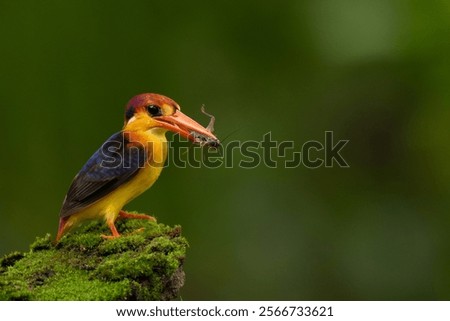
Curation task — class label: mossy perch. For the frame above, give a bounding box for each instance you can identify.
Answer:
[0,218,188,300]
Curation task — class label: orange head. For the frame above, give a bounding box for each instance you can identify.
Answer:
[123,93,219,145]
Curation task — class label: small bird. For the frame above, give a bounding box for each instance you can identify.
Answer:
[56,93,219,241]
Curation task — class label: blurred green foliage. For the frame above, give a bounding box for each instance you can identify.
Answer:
[0,0,449,299]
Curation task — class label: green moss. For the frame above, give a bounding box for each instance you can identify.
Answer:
[0,218,188,300]
[0,252,24,270]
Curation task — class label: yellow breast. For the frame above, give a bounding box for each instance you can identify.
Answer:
[66,128,168,227]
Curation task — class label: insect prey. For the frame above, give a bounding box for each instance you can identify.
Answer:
[190,105,220,148]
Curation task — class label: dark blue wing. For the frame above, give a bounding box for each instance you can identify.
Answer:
[60,131,147,218]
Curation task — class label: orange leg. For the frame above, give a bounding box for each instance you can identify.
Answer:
[118,210,156,222]
[101,211,155,239]
[101,221,121,239]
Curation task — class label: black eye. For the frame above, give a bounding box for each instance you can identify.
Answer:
[146,105,162,117]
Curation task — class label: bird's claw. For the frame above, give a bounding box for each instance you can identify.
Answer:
[101,234,120,240]
[101,228,145,240]
[132,228,145,234]
[118,211,157,222]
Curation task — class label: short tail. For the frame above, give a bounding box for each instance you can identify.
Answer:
[56,217,69,242]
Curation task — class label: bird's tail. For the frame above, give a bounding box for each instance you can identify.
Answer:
[56,217,69,242]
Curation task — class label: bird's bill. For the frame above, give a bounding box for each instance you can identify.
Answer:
[155,110,219,144]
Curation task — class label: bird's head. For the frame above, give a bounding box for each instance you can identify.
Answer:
[123,93,219,145]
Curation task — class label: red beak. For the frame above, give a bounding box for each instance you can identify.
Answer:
[155,110,219,145]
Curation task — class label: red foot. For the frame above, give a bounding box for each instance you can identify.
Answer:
[101,234,120,240]
[118,210,156,222]
[102,220,121,239]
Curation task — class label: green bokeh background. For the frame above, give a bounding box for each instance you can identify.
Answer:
[1,0,449,300]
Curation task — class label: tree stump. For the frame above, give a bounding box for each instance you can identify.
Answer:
[0,217,187,300]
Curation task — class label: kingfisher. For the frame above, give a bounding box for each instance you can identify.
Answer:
[56,93,219,241]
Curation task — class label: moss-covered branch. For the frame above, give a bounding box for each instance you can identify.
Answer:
[0,218,188,300]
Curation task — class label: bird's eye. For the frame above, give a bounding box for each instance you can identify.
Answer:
[146,105,162,117]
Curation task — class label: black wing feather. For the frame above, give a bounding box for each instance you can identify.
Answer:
[60,131,147,218]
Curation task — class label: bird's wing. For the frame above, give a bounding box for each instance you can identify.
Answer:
[60,131,147,218]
